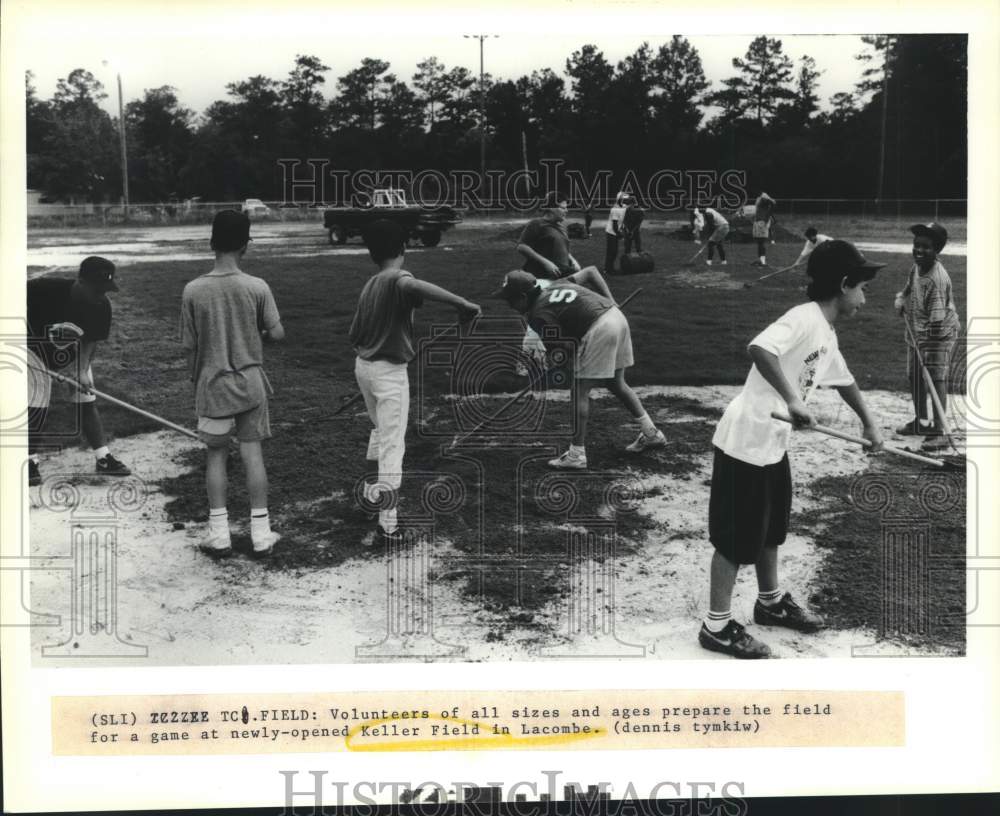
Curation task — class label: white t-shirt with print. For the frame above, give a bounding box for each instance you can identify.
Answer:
[712,301,855,466]
[606,205,626,236]
[796,234,833,265]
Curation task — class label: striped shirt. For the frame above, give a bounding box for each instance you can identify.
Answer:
[903,261,960,343]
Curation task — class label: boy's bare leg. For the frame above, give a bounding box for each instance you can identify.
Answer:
[606,369,645,417]
[239,441,268,509]
[754,545,779,594]
[80,402,107,450]
[206,446,229,508]
[709,550,739,613]
[930,377,950,433]
[572,380,596,446]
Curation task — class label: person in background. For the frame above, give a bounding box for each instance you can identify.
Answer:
[794,227,833,268]
[622,195,645,255]
[752,192,777,267]
[604,192,628,274]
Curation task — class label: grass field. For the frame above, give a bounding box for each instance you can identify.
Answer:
[30,217,968,657]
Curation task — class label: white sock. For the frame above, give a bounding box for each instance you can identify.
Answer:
[250,508,271,536]
[379,508,398,535]
[637,413,656,435]
[209,507,229,534]
[569,444,586,456]
[94,446,110,460]
[706,259,712,266]
[705,610,732,633]
[758,588,783,606]
[759,255,766,264]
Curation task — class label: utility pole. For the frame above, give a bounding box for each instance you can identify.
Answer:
[464,34,498,203]
[104,60,130,220]
[876,38,891,213]
[116,72,130,220]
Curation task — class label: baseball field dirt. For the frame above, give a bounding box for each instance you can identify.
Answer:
[25,216,968,664]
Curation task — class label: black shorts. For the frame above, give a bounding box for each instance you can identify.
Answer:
[709,446,792,565]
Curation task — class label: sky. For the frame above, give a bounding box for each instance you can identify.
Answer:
[14,4,877,119]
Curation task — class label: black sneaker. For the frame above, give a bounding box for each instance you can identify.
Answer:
[96,454,131,476]
[28,460,41,487]
[896,418,932,436]
[753,592,823,633]
[698,620,771,659]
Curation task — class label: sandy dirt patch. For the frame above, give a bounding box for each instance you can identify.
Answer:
[24,385,964,666]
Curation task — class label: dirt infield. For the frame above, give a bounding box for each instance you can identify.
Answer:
[27,385,965,665]
[22,216,968,665]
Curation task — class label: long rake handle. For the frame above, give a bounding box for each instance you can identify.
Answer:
[900,316,955,442]
[450,287,644,447]
[31,363,202,442]
[754,261,802,283]
[334,318,471,416]
[770,411,944,468]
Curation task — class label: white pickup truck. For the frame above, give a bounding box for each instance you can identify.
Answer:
[322,188,461,247]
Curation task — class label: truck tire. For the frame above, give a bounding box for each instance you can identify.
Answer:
[419,230,441,247]
[328,226,348,246]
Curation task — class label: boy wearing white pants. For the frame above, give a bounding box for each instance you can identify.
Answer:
[349,220,480,541]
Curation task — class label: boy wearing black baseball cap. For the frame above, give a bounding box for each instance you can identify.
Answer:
[26,256,131,485]
[893,222,960,449]
[698,239,885,658]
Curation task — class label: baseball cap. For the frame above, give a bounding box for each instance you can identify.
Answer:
[491,269,540,301]
[211,209,252,252]
[909,222,948,252]
[78,256,118,292]
[540,191,567,209]
[807,239,884,285]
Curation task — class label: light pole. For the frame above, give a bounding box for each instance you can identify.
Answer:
[103,60,129,220]
[464,34,498,201]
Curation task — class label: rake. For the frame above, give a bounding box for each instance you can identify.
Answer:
[771,412,963,471]
[681,243,708,267]
[743,261,803,289]
[447,287,645,449]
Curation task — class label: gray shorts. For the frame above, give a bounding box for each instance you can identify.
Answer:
[197,400,271,447]
[709,224,730,243]
[908,338,957,382]
[576,308,634,379]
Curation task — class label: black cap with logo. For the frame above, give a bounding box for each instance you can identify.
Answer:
[78,256,118,292]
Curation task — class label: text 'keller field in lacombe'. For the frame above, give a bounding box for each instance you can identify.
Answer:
[51,689,904,755]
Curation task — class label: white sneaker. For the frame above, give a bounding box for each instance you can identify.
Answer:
[252,530,280,557]
[720,260,728,266]
[625,429,667,453]
[705,260,713,266]
[548,448,587,470]
[199,531,232,557]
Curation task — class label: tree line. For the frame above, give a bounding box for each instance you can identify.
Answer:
[25,34,967,205]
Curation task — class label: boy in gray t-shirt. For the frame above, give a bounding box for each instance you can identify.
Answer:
[349,219,480,541]
[181,210,285,557]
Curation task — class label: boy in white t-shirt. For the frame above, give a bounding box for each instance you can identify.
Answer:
[794,226,833,267]
[699,239,885,659]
